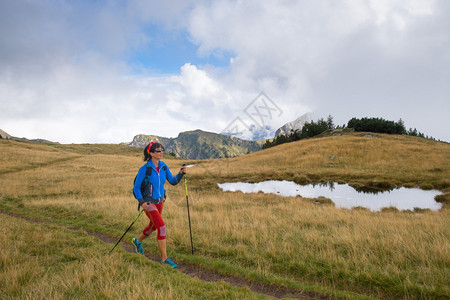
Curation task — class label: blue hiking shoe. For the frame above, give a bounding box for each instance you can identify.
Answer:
[163,256,177,268]
[132,238,144,254]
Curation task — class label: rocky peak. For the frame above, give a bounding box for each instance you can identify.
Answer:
[275,113,311,137]
[0,129,11,139]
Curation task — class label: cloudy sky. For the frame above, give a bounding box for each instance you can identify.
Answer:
[1,0,449,143]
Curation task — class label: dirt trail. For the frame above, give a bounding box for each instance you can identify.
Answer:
[0,209,340,299]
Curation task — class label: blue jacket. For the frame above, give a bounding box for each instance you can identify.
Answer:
[133,160,183,205]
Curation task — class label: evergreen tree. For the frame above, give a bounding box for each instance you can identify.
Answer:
[326,115,334,129]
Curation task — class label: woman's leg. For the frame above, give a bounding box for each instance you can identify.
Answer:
[139,207,157,242]
[143,202,167,259]
[157,239,168,261]
[137,231,149,243]
[132,206,155,253]
[153,202,168,260]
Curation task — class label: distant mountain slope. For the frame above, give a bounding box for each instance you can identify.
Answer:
[0,129,11,139]
[0,129,58,144]
[129,129,261,159]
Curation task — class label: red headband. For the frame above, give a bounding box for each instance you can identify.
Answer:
[147,141,155,154]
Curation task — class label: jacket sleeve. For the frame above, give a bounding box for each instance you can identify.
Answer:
[164,164,183,185]
[133,165,147,204]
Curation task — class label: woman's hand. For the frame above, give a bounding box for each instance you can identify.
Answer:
[180,165,187,174]
[141,202,149,211]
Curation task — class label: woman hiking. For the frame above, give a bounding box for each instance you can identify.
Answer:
[132,141,186,268]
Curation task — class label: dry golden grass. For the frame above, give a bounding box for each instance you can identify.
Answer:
[167,189,449,296]
[1,135,449,299]
[0,214,267,299]
[0,140,79,175]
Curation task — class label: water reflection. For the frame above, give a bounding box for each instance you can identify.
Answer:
[311,182,393,194]
[217,180,442,212]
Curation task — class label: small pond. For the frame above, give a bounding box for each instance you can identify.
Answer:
[217,180,443,212]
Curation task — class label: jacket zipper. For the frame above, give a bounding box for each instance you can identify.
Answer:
[157,166,161,198]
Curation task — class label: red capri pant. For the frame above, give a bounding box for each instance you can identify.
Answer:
[143,202,166,240]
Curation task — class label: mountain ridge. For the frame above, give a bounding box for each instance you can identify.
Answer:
[129,129,261,159]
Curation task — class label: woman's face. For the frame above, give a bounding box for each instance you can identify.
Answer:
[152,147,164,159]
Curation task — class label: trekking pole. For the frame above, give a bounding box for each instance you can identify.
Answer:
[109,209,143,254]
[182,164,194,254]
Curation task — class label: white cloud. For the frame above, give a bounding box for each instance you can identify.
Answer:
[186,0,449,140]
[173,63,220,98]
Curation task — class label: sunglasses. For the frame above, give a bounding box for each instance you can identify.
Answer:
[154,149,164,153]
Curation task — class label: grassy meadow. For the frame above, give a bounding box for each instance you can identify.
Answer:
[1,133,449,299]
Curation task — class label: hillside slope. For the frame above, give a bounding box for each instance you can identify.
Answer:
[188,132,450,191]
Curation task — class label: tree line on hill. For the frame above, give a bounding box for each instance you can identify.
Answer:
[262,116,436,149]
